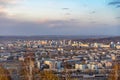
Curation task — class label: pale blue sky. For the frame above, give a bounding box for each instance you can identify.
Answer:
[7,0,119,21]
[0,0,120,36]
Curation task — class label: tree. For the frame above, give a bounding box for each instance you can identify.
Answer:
[108,63,120,80]
[0,66,11,80]
[38,70,59,80]
[20,56,59,80]
[19,56,35,80]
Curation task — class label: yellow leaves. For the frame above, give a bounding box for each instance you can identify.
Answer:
[0,67,11,80]
[20,56,59,80]
[108,63,120,80]
[38,71,59,80]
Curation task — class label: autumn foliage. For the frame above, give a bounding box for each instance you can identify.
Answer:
[0,66,11,80]
[108,63,120,80]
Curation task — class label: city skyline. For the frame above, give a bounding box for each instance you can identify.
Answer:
[0,0,120,36]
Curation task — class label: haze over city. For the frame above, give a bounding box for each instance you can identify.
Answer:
[0,0,120,36]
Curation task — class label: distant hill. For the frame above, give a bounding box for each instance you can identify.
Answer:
[0,35,107,40]
[75,36,120,43]
[0,36,120,42]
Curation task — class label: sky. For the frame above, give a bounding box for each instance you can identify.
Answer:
[0,0,120,36]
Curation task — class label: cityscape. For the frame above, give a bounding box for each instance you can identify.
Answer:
[0,36,120,80]
[0,0,120,80]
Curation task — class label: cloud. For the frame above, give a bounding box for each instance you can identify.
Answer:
[108,1,120,5]
[0,0,19,4]
[91,11,96,14]
[0,16,119,36]
[108,1,120,8]
[69,19,81,23]
[0,0,119,36]
[0,0,23,17]
[116,17,120,19]
[0,6,7,16]
[0,0,19,7]
[0,16,81,35]
[0,0,22,7]
[0,11,7,16]
[90,21,97,24]
[62,8,69,10]
[89,11,96,14]
[65,13,71,16]
[116,5,120,8]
